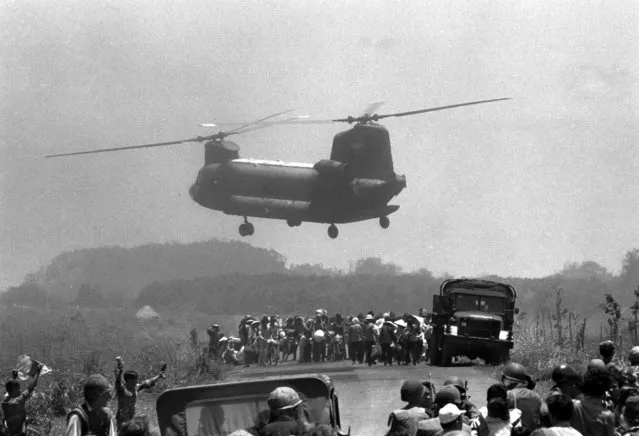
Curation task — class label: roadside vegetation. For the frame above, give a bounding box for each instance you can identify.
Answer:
[0,245,637,434]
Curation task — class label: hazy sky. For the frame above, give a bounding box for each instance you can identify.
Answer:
[1,0,638,289]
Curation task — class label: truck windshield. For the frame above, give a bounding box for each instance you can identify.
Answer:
[455,294,506,312]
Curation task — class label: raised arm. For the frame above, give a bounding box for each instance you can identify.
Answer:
[114,357,124,394]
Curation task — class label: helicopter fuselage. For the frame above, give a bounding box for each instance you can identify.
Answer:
[189,157,406,225]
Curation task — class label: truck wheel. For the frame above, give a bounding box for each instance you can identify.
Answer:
[441,342,453,367]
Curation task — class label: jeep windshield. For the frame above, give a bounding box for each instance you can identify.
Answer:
[454,293,506,313]
[184,394,331,436]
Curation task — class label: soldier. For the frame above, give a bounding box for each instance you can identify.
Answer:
[621,396,639,436]
[2,362,42,436]
[387,381,432,435]
[66,374,117,436]
[114,357,166,429]
[444,376,479,419]
[501,363,543,431]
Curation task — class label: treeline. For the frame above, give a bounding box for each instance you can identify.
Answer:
[133,250,639,320]
[136,273,439,316]
[20,240,287,300]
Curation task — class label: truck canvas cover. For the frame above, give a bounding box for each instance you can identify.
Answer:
[441,279,516,299]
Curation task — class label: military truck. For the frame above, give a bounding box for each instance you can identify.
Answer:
[428,279,518,366]
[156,373,347,435]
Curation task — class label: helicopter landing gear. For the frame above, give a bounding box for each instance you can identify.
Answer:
[239,218,254,237]
[327,224,339,239]
[379,216,390,229]
[287,219,302,227]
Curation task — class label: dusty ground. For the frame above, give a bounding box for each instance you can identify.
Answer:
[51,360,498,435]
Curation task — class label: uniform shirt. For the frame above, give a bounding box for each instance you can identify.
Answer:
[507,387,543,430]
[66,403,117,436]
[531,424,583,436]
[570,396,615,436]
[388,406,431,435]
[416,417,472,436]
[1,389,32,435]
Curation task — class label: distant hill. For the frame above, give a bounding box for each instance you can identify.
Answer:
[22,240,287,300]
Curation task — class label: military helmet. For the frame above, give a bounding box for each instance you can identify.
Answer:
[588,358,606,370]
[444,376,466,393]
[501,362,532,388]
[629,346,639,365]
[551,364,579,384]
[434,385,461,406]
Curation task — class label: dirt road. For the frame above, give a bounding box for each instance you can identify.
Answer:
[229,360,499,435]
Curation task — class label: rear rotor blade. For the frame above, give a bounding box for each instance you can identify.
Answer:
[375,98,511,121]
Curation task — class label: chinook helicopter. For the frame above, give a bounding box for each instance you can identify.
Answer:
[46,98,509,238]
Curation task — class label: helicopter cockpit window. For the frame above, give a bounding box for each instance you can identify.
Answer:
[184,393,331,436]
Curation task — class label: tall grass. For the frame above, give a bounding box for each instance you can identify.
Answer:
[0,304,228,435]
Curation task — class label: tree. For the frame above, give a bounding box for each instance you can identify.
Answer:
[353,257,402,275]
[630,285,639,344]
[600,293,622,344]
[621,249,639,288]
[74,283,104,307]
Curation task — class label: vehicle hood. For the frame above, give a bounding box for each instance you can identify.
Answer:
[453,311,503,322]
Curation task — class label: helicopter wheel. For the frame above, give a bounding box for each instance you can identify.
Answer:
[287,219,302,227]
[327,224,338,239]
[379,216,390,229]
[239,223,255,237]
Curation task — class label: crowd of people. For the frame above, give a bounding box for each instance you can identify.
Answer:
[206,309,433,368]
[1,356,165,436]
[385,340,639,436]
[6,326,639,436]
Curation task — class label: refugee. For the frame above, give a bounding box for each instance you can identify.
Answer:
[437,403,469,436]
[364,314,378,366]
[114,357,166,429]
[207,323,222,359]
[472,384,522,436]
[501,363,542,430]
[118,415,159,436]
[570,366,615,436]
[599,341,616,368]
[348,317,364,365]
[381,317,398,366]
[66,374,117,436]
[531,394,581,436]
[2,361,42,436]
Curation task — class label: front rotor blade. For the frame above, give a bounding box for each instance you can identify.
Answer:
[45,136,209,158]
[227,108,297,135]
[375,98,511,120]
[361,100,385,116]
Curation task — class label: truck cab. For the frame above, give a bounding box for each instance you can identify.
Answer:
[429,279,517,366]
